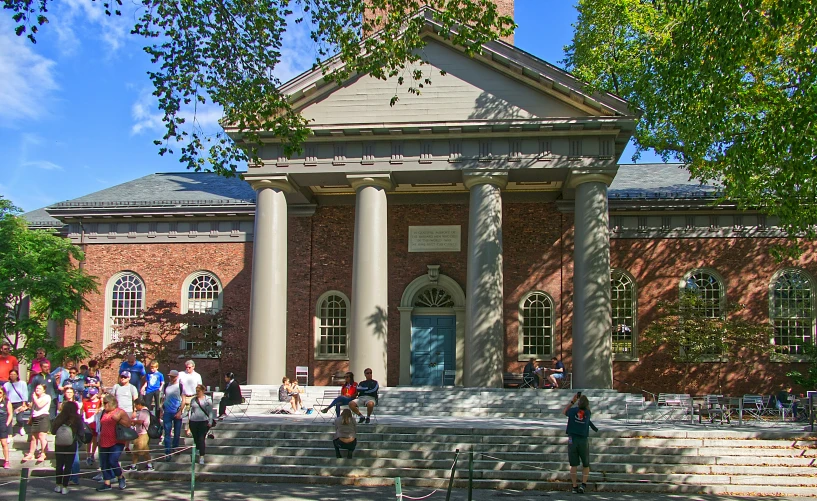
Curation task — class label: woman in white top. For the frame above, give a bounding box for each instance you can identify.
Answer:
[22,383,51,463]
[3,369,27,436]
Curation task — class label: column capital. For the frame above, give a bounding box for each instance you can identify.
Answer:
[245,174,295,193]
[565,169,616,189]
[462,171,508,190]
[347,173,394,191]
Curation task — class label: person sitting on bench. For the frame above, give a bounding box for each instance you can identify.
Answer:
[349,368,378,423]
[522,358,538,388]
[217,372,242,420]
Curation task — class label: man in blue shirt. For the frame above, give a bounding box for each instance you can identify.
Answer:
[546,357,565,388]
[119,354,147,389]
[563,393,598,494]
[141,361,165,419]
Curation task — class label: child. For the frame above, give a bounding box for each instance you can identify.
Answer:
[141,361,165,419]
[82,391,101,466]
[128,398,153,471]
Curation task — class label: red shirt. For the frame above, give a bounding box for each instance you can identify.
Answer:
[341,382,358,398]
[0,355,18,381]
[99,409,125,448]
[83,399,100,420]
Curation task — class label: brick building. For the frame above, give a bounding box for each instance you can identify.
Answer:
[24,5,814,395]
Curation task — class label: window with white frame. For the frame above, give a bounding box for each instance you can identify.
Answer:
[316,291,349,359]
[105,272,145,346]
[518,292,554,359]
[681,269,725,356]
[181,272,222,352]
[770,269,815,356]
[611,270,637,358]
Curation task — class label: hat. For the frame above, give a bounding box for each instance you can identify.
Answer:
[168,369,180,377]
[120,371,131,377]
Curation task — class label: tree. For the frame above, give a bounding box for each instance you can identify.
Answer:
[0,196,98,363]
[786,344,817,390]
[564,0,817,254]
[641,291,771,392]
[5,0,514,176]
[95,300,238,380]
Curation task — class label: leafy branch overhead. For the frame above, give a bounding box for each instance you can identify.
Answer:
[565,0,817,250]
[4,0,514,176]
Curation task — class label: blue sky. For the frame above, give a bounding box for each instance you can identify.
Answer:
[0,1,660,213]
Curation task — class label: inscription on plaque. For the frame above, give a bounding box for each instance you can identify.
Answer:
[408,225,461,253]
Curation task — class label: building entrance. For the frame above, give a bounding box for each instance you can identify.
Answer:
[410,315,456,386]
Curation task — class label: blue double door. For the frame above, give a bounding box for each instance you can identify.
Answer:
[411,315,455,386]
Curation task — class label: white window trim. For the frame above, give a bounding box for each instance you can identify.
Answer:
[103,271,145,348]
[678,268,727,361]
[314,290,350,361]
[180,271,223,358]
[769,268,816,362]
[611,269,638,361]
[517,290,555,361]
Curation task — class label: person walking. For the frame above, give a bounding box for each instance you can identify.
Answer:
[3,369,27,437]
[333,408,357,459]
[141,361,165,419]
[178,361,202,438]
[28,348,49,384]
[127,398,153,471]
[111,371,139,414]
[29,361,59,419]
[162,370,184,461]
[51,400,82,494]
[0,387,12,469]
[563,393,598,494]
[188,384,214,465]
[0,343,18,385]
[22,383,51,463]
[82,391,101,466]
[119,354,146,390]
[95,394,132,491]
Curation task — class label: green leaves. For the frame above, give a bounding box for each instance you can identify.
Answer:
[0,200,99,361]
[6,0,513,177]
[566,0,817,252]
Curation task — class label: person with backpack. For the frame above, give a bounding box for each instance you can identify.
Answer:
[188,384,214,465]
[161,370,184,461]
[127,398,154,471]
[51,400,82,494]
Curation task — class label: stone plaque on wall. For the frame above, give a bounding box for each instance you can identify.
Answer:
[408,225,461,252]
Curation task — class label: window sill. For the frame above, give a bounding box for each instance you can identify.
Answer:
[517,354,551,362]
[613,356,639,362]
[314,355,350,361]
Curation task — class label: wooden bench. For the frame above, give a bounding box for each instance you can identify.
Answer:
[502,372,525,388]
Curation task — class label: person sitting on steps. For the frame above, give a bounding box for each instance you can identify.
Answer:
[333,408,357,459]
[349,368,378,424]
[322,372,357,416]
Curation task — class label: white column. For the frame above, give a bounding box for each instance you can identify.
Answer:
[348,174,393,384]
[246,177,292,385]
[569,171,614,389]
[463,172,507,388]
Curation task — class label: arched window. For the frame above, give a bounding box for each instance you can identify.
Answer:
[315,291,350,359]
[611,270,637,359]
[680,269,726,356]
[681,269,725,318]
[518,291,554,359]
[181,272,222,352]
[105,272,145,347]
[770,269,815,356]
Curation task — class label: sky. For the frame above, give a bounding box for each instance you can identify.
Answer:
[0,0,661,213]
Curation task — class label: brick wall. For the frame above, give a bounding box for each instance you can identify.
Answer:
[63,202,816,395]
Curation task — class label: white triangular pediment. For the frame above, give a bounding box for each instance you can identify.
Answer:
[297,40,593,126]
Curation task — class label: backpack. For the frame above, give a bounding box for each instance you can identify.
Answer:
[147,412,163,439]
[78,421,93,445]
[55,424,75,446]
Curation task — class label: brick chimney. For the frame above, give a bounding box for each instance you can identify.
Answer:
[365,1,514,45]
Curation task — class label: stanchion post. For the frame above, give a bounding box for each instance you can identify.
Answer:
[739,398,744,426]
[394,477,402,499]
[18,467,29,501]
[190,445,197,501]
[445,449,460,501]
[467,451,474,501]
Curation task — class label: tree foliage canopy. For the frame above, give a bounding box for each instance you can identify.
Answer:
[565,0,817,250]
[0,196,98,363]
[5,0,513,176]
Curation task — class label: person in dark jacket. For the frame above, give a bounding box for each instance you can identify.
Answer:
[563,393,598,494]
[51,400,82,494]
[217,372,242,420]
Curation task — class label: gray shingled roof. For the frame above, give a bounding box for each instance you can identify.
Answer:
[610,163,719,199]
[48,172,256,208]
[22,207,63,228]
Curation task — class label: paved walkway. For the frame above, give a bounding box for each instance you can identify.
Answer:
[12,480,807,501]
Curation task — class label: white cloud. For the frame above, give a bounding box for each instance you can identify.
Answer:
[51,0,131,56]
[22,160,64,171]
[0,23,59,124]
[276,15,320,84]
[131,87,224,137]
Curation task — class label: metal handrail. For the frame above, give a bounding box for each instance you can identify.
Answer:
[614,377,657,402]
